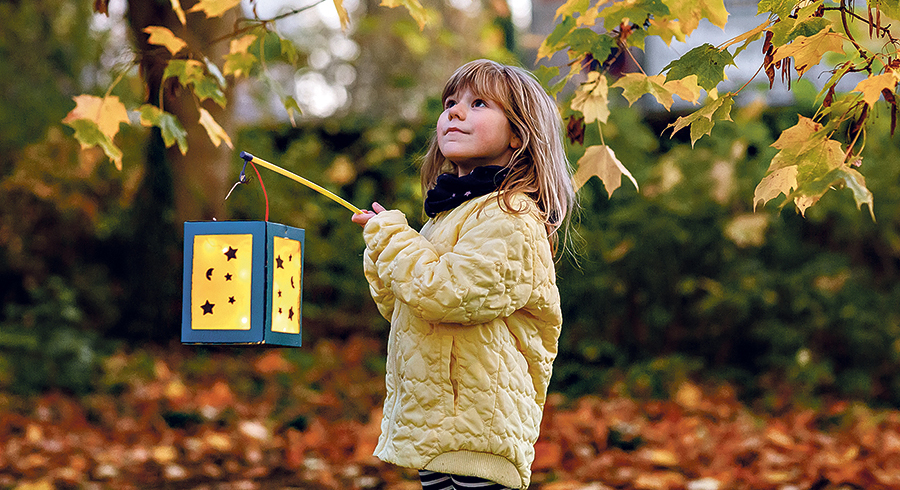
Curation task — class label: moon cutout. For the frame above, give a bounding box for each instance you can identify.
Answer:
[206,268,214,280]
[291,276,295,289]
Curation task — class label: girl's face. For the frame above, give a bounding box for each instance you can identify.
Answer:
[437,87,521,177]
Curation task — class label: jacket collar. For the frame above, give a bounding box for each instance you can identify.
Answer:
[424,165,509,218]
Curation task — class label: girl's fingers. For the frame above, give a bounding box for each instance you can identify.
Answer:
[372,202,386,213]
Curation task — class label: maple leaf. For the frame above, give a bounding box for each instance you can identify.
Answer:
[198,108,233,149]
[187,0,241,18]
[223,35,258,78]
[63,94,130,142]
[649,0,728,44]
[753,165,797,210]
[600,0,670,32]
[571,71,610,124]
[170,0,187,24]
[538,16,576,60]
[719,20,770,56]
[663,43,735,90]
[612,73,701,110]
[64,118,124,171]
[572,144,639,196]
[666,93,734,146]
[836,167,875,220]
[771,27,846,77]
[757,0,798,20]
[138,104,188,155]
[380,0,428,30]
[852,71,900,107]
[554,0,591,21]
[164,60,227,107]
[143,26,187,56]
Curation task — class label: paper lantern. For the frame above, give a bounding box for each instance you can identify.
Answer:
[182,221,304,346]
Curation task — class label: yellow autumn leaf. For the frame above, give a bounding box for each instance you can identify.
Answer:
[187,0,241,18]
[143,26,187,55]
[665,75,702,105]
[852,71,900,107]
[571,71,610,124]
[772,27,846,77]
[573,145,639,196]
[753,165,797,210]
[170,0,186,24]
[63,94,130,142]
[229,34,256,54]
[198,108,233,149]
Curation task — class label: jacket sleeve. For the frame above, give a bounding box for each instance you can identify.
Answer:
[361,202,544,325]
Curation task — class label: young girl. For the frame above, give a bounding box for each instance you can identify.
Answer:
[352,59,575,490]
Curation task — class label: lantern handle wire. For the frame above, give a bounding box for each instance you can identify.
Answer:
[239,151,363,214]
[225,158,270,221]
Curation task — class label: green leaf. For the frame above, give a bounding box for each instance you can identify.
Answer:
[283,96,302,126]
[757,0,797,19]
[871,0,900,20]
[836,167,875,220]
[64,118,124,170]
[164,59,227,107]
[554,0,591,20]
[663,43,734,90]
[538,16,576,60]
[666,93,734,146]
[138,104,188,154]
[567,29,615,61]
[601,0,670,31]
[534,65,564,95]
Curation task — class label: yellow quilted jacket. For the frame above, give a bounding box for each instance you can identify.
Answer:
[361,192,562,489]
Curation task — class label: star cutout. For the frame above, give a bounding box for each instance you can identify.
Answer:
[224,247,238,261]
[224,273,233,281]
[278,307,283,314]
[277,290,282,298]
[276,255,284,269]
[201,300,215,315]
[228,296,236,304]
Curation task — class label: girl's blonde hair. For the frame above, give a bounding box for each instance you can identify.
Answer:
[421,59,576,253]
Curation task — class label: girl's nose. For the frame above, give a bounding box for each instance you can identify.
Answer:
[447,103,465,120]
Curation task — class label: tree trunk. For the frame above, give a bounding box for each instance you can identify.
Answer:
[126,0,237,223]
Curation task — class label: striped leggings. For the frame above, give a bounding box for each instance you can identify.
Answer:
[418,470,513,490]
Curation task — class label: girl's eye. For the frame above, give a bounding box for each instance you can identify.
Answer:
[444,99,457,109]
[473,99,488,108]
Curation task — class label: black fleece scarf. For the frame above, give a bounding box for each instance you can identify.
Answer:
[423,165,510,218]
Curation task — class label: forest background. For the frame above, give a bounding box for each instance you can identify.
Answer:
[2,0,900,489]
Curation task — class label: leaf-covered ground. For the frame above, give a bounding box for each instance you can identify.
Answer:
[2,336,899,490]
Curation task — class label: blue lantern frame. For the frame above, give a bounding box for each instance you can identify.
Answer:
[181,221,304,346]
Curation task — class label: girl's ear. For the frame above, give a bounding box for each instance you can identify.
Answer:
[510,132,523,149]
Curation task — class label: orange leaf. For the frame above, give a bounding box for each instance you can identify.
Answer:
[143,26,187,55]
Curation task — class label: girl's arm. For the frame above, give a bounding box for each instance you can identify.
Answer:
[362,199,551,325]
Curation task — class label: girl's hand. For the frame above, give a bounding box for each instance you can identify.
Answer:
[351,202,386,227]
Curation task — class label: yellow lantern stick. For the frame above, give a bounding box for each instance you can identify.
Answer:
[240,151,363,215]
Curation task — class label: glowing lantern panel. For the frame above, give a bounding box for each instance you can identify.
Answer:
[182,221,304,346]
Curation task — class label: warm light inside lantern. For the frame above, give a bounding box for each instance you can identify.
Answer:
[190,234,253,330]
[270,236,302,334]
